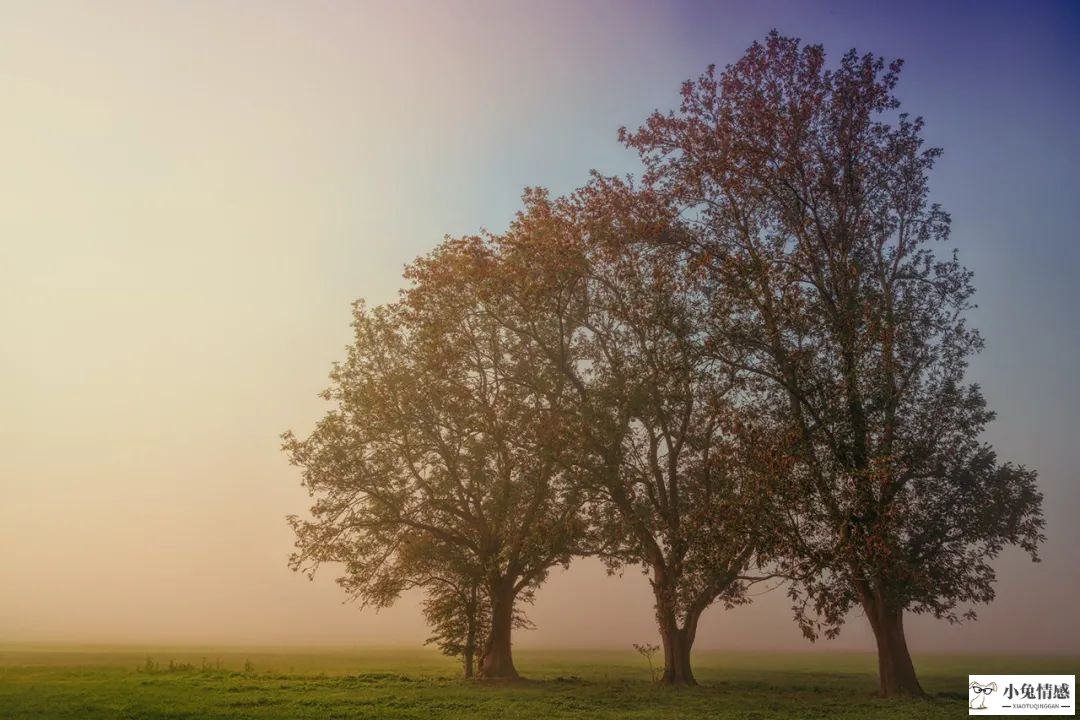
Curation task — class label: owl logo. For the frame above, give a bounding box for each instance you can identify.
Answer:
[969,681,997,710]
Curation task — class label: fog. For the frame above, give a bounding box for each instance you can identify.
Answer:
[2,1,1078,655]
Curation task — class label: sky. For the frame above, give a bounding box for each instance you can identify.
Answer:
[1,0,1078,655]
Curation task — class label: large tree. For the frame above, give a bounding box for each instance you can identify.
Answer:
[283,267,587,679]
[621,32,1046,696]
[468,187,773,685]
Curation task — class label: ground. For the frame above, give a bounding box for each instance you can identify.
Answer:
[0,646,1073,719]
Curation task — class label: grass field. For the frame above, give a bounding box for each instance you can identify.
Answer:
[0,645,1074,719]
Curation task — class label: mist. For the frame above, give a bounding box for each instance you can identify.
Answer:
[2,0,1078,658]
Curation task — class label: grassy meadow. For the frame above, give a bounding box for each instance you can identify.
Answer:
[0,645,1075,719]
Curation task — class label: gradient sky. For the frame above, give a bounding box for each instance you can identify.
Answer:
[2,0,1078,655]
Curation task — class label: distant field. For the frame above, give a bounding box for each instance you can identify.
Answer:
[0,645,1074,719]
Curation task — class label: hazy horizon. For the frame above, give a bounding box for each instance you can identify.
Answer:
[3,1,1078,657]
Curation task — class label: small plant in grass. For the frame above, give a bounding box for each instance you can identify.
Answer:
[198,657,223,673]
[139,658,204,674]
[632,643,661,684]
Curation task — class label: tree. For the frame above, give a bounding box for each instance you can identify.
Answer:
[621,32,1046,696]
[407,538,487,678]
[470,186,774,686]
[283,266,587,679]
[421,578,486,679]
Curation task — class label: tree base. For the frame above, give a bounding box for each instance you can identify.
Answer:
[477,651,520,681]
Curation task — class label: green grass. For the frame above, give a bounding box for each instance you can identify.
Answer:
[0,645,1074,719]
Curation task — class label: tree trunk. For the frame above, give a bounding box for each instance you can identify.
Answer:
[864,598,924,698]
[478,587,520,680]
[658,625,697,686]
[653,579,700,687]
